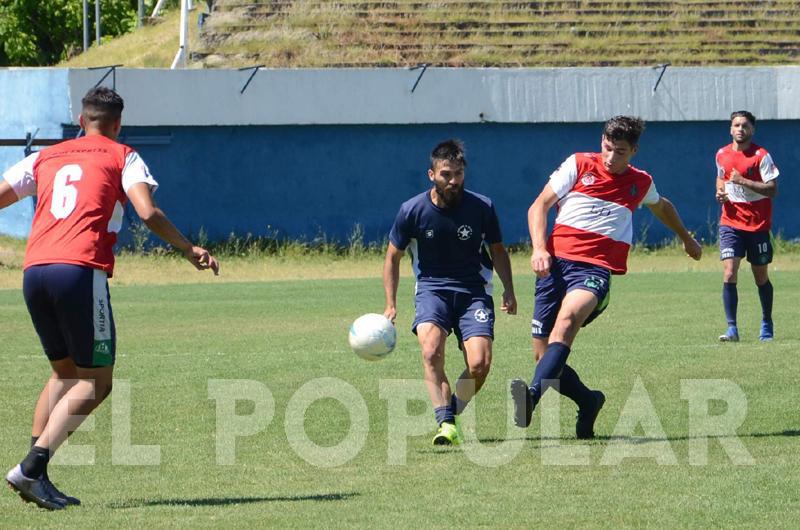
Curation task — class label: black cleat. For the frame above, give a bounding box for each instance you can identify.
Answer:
[44,477,81,506]
[576,390,606,440]
[5,465,66,510]
[511,379,534,428]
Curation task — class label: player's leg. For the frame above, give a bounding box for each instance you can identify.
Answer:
[719,226,744,341]
[747,230,774,341]
[6,266,72,509]
[416,323,462,445]
[450,290,494,419]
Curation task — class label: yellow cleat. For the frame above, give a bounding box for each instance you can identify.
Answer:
[432,421,463,446]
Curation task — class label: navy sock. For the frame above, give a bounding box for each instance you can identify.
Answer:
[450,394,469,416]
[557,364,593,409]
[530,342,571,402]
[757,280,773,321]
[722,282,738,326]
[20,445,50,479]
[30,436,49,481]
[434,405,455,426]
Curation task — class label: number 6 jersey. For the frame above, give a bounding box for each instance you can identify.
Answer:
[546,153,660,274]
[2,135,158,276]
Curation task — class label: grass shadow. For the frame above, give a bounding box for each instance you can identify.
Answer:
[110,492,359,509]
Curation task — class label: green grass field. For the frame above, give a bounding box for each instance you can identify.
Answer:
[1,256,799,528]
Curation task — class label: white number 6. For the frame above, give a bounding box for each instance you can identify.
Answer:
[50,164,83,220]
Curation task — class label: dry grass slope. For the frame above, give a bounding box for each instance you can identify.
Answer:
[193,0,800,67]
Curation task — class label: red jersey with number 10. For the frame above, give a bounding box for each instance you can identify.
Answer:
[17,135,152,276]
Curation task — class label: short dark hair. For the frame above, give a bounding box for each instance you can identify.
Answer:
[81,86,124,125]
[430,139,467,170]
[603,116,645,146]
[730,110,756,126]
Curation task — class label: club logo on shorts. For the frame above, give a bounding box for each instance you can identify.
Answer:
[581,173,596,186]
[457,225,473,240]
[425,229,434,238]
[584,276,605,290]
[474,308,489,323]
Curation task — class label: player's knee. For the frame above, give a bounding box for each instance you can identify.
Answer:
[467,356,491,379]
[420,346,444,368]
[723,270,738,283]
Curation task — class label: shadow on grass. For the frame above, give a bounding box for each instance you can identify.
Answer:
[110,492,359,509]
[471,429,800,445]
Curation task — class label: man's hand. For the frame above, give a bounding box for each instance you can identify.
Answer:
[531,247,552,278]
[501,291,517,315]
[384,306,397,324]
[184,246,220,275]
[715,188,728,203]
[728,168,747,186]
[683,236,703,261]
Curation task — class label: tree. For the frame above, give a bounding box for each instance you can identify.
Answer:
[0,0,139,66]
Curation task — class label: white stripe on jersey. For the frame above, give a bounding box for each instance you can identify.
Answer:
[122,151,159,194]
[479,241,494,297]
[555,192,634,244]
[2,152,39,199]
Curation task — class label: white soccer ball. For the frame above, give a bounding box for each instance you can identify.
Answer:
[348,313,396,361]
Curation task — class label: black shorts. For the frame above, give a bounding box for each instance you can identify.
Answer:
[23,264,116,368]
[719,226,773,265]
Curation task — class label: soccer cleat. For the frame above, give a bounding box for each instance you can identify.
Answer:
[511,379,534,428]
[759,320,774,342]
[44,477,81,506]
[576,390,606,440]
[5,465,66,510]
[432,422,462,446]
[718,325,739,342]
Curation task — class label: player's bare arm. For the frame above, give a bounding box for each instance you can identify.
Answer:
[0,180,21,209]
[646,197,702,260]
[715,177,728,203]
[126,182,219,275]
[382,242,404,323]
[528,183,559,277]
[728,168,778,198]
[489,242,517,314]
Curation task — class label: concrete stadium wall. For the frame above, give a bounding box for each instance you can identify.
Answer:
[1,67,798,246]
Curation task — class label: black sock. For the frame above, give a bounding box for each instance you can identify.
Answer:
[31,436,50,481]
[722,282,738,326]
[450,393,469,415]
[530,342,571,402]
[557,364,594,409]
[20,445,50,479]
[757,280,773,321]
[434,405,455,426]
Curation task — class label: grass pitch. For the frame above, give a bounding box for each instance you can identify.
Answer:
[1,254,799,528]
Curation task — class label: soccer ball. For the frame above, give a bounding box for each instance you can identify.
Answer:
[348,313,396,361]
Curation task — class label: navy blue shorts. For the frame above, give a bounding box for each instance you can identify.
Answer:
[532,257,611,338]
[413,288,494,343]
[23,264,116,368]
[719,225,773,265]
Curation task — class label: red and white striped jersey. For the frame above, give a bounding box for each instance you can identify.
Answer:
[716,143,779,232]
[2,134,158,276]
[546,153,660,274]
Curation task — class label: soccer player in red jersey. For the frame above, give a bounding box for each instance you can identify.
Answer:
[715,111,779,343]
[511,116,702,438]
[0,87,219,509]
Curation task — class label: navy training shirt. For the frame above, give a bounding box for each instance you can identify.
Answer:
[389,189,503,294]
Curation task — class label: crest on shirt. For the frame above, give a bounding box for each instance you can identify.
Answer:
[457,225,473,240]
[581,173,596,186]
[630,184,638,196]
[425,229,434,238]
[474,308,490,323]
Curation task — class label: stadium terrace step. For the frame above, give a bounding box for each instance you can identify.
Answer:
[197,0,800,68]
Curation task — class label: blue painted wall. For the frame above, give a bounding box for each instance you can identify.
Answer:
[0,69,71,237]
[120,121,799,247]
